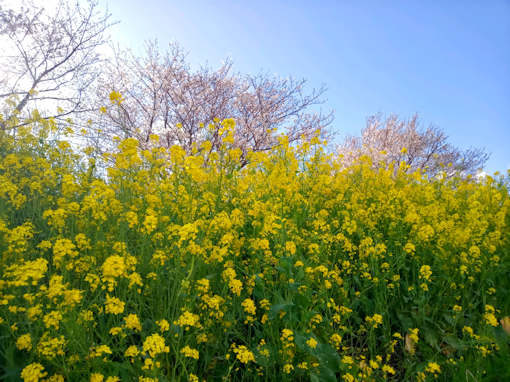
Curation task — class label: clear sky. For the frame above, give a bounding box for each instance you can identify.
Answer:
[102,1,509,173]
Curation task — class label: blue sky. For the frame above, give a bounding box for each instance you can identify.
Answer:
[100,0,510,173]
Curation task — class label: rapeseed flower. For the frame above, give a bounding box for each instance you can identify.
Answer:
[156,319,170,332]
[143,333,169,357]
[16,334,32,351]
[241,298,256,315]
[232,344,255,364]
[180,346,199,359]
[174,311,201,328]
[105,295,125,314]
[1,116,509,381]
[124,313,142,331]
[425,362,441,374]
[21,363,47,382]
[306,337,318,349]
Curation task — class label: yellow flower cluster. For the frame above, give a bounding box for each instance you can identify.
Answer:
[232,344,255,364]
[174,311,201,329]
[21,363,47,382]
[0,116,509,381]
[180,345,199,359]
[104,295,125,315]
[142,333,169,358]
[365,313,383,328]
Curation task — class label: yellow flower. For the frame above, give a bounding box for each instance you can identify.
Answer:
[283,363,294,373]
[174,311,201,328]
[365,313,383,328]
[241,298,256,315]
[124,345,139,358]
[85,273,100,291]
[259,299,270,310]
[90,374,104,382]
[228,278,243,296]
[109,327,123,336]
[330,333,342,349]
[2,93,510,382]
[43,311,63,330]
[419,265,432,281]
[89,345,112,358]
[310,314,323,326]
[108,90,123,104]
[281,329,294,342]
[197,333,208,344]
[425,362,441,374]
[232,344,255,364]
[21,363,47,382]
[80,310,94,322]
[142,333,169,357]
[124,313,142,331]
[382,365,396,375]
[484,305,498,327]
[5,258,47,287]
[156,319,170,332]
[285,241,296,255]
[16,334,32,351]
[101,255,127,288]
[105,295,125,315]
[37,334,66,359]
[143,213,158,234]
[125,211,139,228]
[195,278,210,294]
[408,328,419,342]
[180,345,199,359]
[52,239,78,268]
[306,337,318,349]
[484,312,498,327]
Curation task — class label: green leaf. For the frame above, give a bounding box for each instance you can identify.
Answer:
[310,366,337,382]
[422,328,439,350]
[397,312,414,329]
[268,302,294,320]
[444,335,466,351]
[315,343,341,372]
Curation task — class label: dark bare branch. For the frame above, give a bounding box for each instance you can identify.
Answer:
[0,0,115,130]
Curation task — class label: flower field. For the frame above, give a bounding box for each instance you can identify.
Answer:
[0,118,509,381]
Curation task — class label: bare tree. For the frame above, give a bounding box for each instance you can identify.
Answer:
[337,113,489,177]
[0,0,113,130]
[89,41,333,158]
